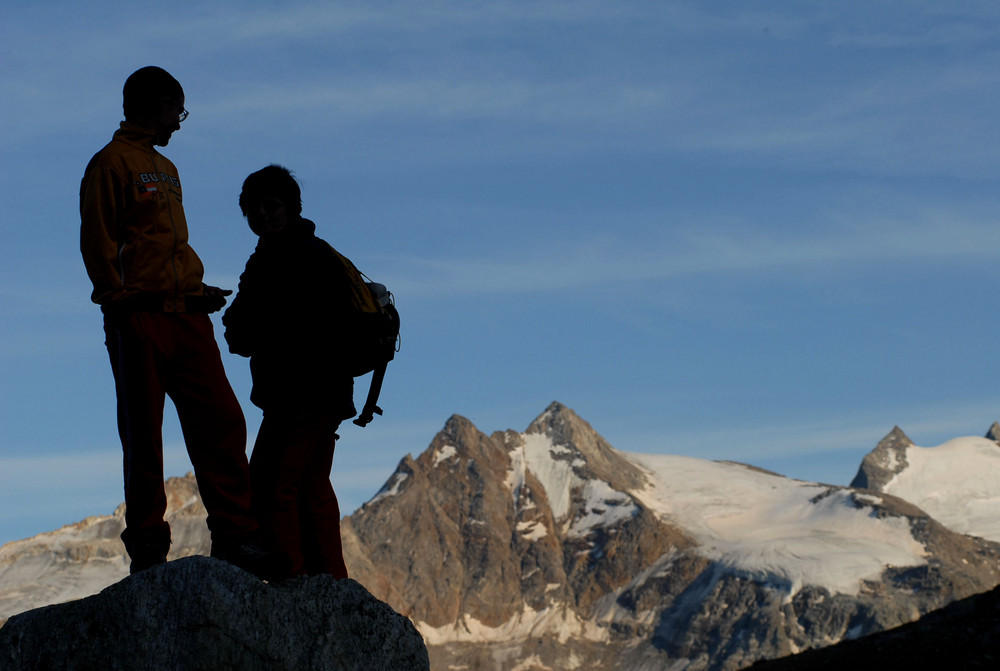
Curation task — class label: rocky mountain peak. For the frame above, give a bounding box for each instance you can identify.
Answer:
[986,421,1000,443]
[850,428,1000,543]
[881,425,912,448]
[439,412,480,445]
[350,408,1000,669]
[347,403,689,637]
[524,400,649,493]
[524,400,573,432]
[849,425,913,490]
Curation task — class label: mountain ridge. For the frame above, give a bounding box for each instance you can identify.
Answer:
[851,423,1000,543]
[344,403,1000,669]
[5,402,1000,669]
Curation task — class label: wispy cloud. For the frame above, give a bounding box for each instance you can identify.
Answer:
[384,205,1000,299]
[622,396,1000,462]
[6,2,1000,180]
[203,76,671,128]
[830,5,1000,49]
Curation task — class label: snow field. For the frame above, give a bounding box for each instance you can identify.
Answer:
[626,453,926,597]
[884,436,1000,542]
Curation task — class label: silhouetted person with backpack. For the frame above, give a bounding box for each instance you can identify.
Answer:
[223,165,357,579]
[80,66,276,577]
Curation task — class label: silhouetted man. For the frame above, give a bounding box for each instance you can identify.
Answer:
[80,66,273,576]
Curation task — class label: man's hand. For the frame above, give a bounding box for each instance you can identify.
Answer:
[202,285,233,313]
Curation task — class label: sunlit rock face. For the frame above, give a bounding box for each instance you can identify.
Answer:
[345,403,1000,670]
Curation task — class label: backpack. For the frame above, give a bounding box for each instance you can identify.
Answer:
[327,244,400,427]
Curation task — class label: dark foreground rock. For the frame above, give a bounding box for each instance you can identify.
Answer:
[747,583,1000,670]
[0,555,429,671]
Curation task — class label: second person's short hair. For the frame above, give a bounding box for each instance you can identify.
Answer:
[239,165,303,216]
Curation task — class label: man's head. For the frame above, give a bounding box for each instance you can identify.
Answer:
[239,165,303,236]
[123,66,187,146]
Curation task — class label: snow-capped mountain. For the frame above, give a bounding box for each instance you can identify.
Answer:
[4,403,1000,670]
[850,424,1000,543]
[344,403,1000,670]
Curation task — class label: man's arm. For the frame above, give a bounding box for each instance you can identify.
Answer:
[222,258,263,357]
[80,161,124,305]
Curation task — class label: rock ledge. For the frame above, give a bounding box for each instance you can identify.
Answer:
[0,555,429,671]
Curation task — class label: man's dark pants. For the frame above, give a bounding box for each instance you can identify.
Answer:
[104,311,257,562]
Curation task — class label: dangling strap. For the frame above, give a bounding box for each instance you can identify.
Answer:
[353,361,387,427]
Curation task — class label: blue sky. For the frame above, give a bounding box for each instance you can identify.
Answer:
[3,1,1000,547]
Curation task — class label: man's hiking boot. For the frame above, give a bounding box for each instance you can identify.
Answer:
[211,542,286,581]
[123,527,171,575]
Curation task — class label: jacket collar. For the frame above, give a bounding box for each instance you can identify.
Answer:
[113,121,158,150]
[256,217,317,249]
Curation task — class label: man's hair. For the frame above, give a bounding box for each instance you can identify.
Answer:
[123,66,183,120]
[239,165,303,217]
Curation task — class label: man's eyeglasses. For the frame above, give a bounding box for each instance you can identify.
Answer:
[179,108,189,123]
